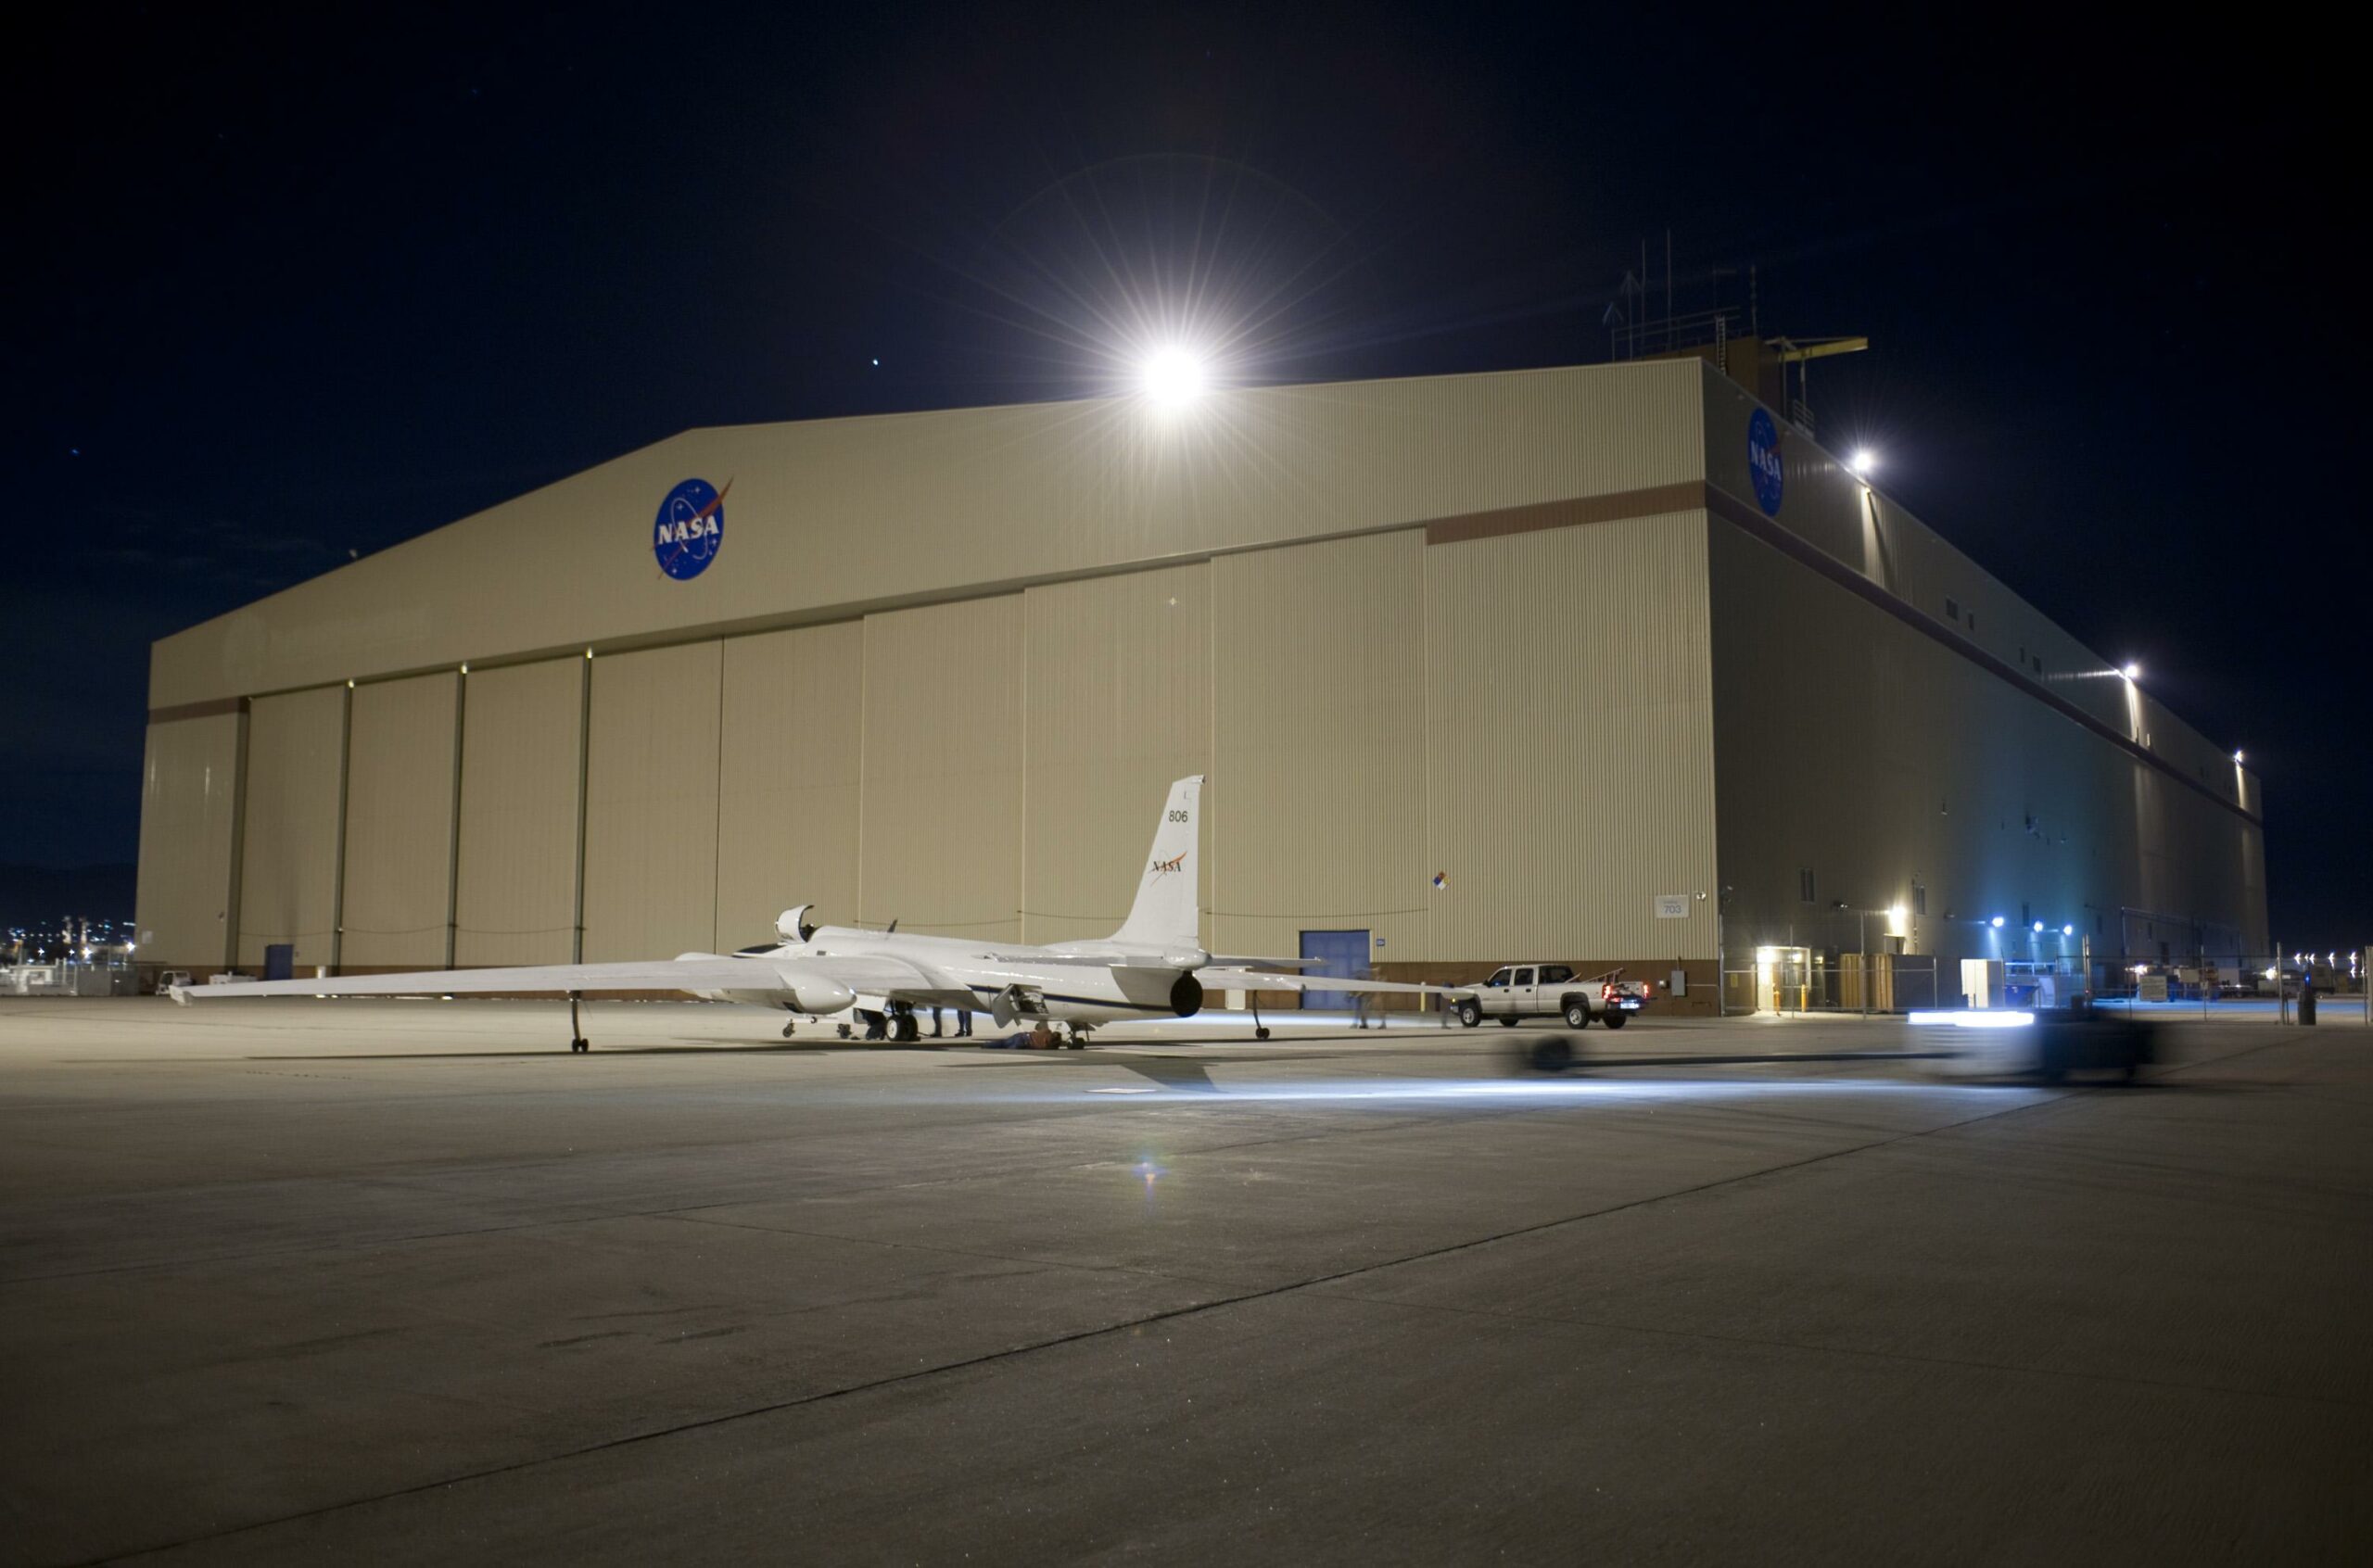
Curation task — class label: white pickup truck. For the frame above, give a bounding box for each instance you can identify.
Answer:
[1453,964,1645,1030]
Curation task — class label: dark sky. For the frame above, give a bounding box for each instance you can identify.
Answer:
[10,2,2362,942]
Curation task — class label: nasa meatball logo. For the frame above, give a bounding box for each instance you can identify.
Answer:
[653,477,729,580]
[1746,409,1784,515]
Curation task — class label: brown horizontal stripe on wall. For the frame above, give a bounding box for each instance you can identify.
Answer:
[147,696,248,725]
[1424,481,1706,546]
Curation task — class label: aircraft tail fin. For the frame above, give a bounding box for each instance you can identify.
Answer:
[1111,776,1204,953]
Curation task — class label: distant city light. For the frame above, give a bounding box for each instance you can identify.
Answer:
[1139,345,1209,407]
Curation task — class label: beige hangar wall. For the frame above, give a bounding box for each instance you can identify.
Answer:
[235,686,346,969]
[452,657,584,967]
[339,672,460,970]
[1706,516,2268,965]
[857,598,1025,943]
[1422,511,1719,964]
[133,711,246,970]
[581,642,722,962]
[1019,563,1213,949]
[714,622,865,953]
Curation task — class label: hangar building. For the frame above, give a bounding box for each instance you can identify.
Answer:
[133,359,2267,1010]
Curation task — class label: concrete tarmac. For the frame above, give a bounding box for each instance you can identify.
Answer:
[1,997,2366,1564]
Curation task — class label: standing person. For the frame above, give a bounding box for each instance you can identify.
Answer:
[929,1005,944,1039]
[955,1005,972,1038]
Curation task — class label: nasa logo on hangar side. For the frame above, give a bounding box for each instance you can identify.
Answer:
[1745,409,1784,516]
[654,477,729,580]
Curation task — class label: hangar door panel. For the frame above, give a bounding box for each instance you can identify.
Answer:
[134,712,244,971]
[1213,532,1425,964]
[861,599,1022,942]
[1022,563,1212,947]
[716,623,863,951]
[1426,512,1716,960]
[340,673,460,969]
[583,641,721,961]
[236,686,347,970]
[453,658,584,967]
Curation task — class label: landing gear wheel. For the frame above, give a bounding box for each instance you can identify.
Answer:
[893,1013,920,1043]
[1602,1011,1629,1031]
[1455,998,1482,1029]
[1254,1026,1271,1041]
[570,1038,589,1054]
[1563,1000,1592,1030]
[1526,1037,1575,1072]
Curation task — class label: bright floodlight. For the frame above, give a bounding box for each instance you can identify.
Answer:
[1990,916,2006,929]
[2121,662,2141,680]
[1140,346,1207,407]
[1849,449,1877,476]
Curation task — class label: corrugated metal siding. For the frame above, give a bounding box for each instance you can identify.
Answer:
[859,598,1023,942]
[1212,533,1426,963]
[582,641,722,960]
[715,623,864,950]
[338,673,459,968]
[133,713,243,969]
[149,363,1707,708]
[1699,366,2247,813]
[235,686,346,968]
[1707,516,2269,962]
[1424,512,1718,960]
[453,658,583,967]
[1020,563,1213,946]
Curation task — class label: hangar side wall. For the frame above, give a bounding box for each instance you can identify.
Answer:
[1423,511,1719,963]
[452,658,583,967]
[582,642,722,961]
[715,624,864,953]
[858,599,1025,943]
[339,673,459,969]
[133,712,245,970]
[1212,534,1428,964]
[1020,563,1213,949]
[235,687,347,970]
[1707,516,2269,968]
[148,362,1707,709]
[1699,365,2252,814]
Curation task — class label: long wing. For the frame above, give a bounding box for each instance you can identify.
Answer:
[1199,967,1476,998]
[171,954,938,1003]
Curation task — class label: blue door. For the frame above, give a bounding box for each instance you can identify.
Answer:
[1299,929,1371,1010]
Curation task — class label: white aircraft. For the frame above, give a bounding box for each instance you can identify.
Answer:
[175,777,1469,1050]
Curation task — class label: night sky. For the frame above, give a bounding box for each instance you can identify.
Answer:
[12,3,2361,942]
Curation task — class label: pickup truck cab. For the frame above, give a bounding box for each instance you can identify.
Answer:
[1454,964,1638,1031]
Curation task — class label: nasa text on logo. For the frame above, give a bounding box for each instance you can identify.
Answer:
[1746,408,1784,516]
[654,477,729,580]
[1148,853,1186,876]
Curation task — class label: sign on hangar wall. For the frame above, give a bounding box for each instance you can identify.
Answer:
[654,477,729,580]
